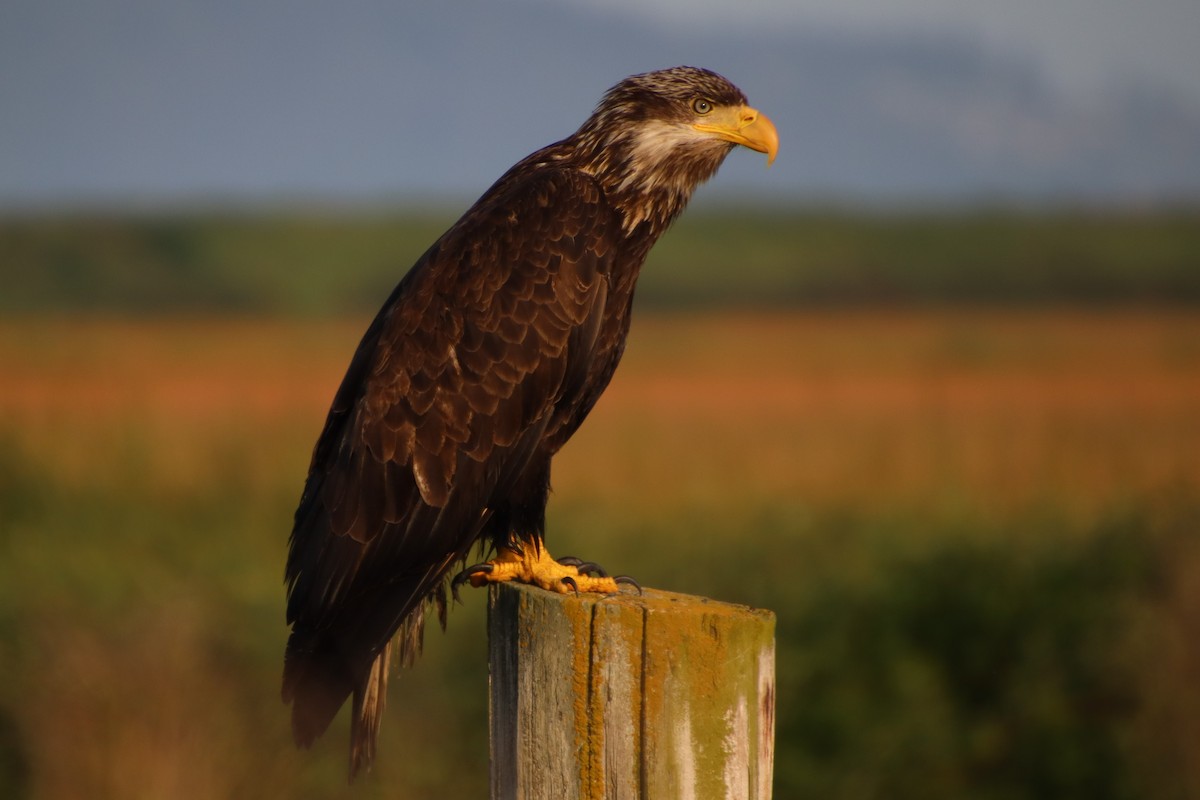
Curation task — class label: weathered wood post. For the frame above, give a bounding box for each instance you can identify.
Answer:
[488,582,776,799]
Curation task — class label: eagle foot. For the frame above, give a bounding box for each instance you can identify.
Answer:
[452,543,632,597]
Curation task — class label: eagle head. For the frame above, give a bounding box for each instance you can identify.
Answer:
[571,66,778,230]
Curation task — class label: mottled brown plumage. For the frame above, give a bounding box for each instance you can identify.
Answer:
[282,66,777,778]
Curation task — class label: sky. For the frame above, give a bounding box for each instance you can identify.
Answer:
[2,0,1198,207]
[569,0,1200,102]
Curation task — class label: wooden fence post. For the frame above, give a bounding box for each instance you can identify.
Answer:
[488,582,776,800]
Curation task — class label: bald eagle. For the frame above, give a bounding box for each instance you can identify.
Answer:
[283,66,778,777]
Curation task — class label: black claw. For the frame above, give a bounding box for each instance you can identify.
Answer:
[555,555,608,577]
[614,575,643,595]
[561,576,580,596]
[451,563,494,602]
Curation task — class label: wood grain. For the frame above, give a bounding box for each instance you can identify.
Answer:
[489,582,776,799]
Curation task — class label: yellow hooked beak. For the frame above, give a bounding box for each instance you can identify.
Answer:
[693,105,779,165]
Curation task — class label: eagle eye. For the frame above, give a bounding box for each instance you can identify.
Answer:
[691,98,714,115]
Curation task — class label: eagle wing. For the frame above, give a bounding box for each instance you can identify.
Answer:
[282,167,619,746]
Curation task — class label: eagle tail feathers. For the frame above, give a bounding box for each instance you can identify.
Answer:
[282,631,356,751]
[349,641,392,780]
[283,594,443,780]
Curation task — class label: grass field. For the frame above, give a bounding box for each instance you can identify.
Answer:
[2,309,1199,798]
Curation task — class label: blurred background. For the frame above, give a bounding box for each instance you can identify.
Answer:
[2,0,1199,797]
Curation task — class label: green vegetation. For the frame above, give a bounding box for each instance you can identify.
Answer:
[2,423,1197,798]
[648,209,1200,306]
[1,213,452,315]
[3,208,1199,313]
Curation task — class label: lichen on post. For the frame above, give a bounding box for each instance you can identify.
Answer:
[488,582,776,800]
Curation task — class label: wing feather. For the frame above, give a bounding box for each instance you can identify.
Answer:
[283,168,622,750]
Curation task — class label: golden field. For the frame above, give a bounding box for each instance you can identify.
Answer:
[4,310,1198,513]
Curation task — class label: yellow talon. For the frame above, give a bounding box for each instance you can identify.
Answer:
[464,544,620,595]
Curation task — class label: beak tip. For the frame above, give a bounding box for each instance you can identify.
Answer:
[750,108,779,167]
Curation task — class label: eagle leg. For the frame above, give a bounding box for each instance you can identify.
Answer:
[453,543,627,595]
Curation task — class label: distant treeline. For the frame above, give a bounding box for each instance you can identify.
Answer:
[3,208,1199,313]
